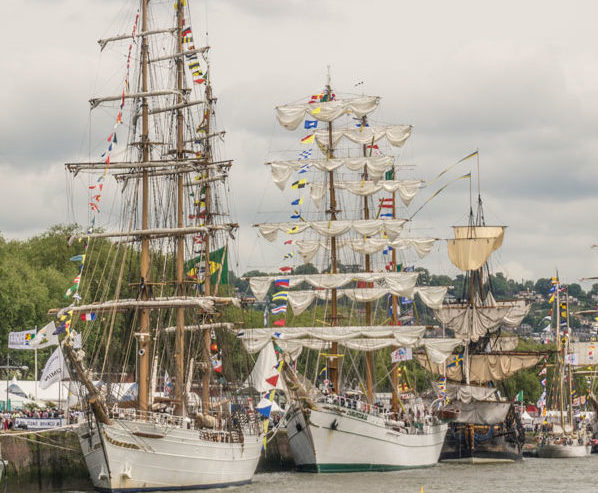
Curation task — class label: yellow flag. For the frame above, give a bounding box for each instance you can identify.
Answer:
[311,107,321,115]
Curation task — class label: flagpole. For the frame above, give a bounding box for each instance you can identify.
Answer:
[58,349,62,409]
[34,348,38,401]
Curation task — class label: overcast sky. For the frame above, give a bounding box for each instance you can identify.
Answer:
[2,0,598,286]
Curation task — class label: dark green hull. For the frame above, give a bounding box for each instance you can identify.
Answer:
[297,463,434,473]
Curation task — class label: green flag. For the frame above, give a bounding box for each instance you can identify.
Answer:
[515,390,523,403]
[185,246,228,285]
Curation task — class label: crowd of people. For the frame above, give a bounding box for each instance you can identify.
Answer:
[0,408,84,431]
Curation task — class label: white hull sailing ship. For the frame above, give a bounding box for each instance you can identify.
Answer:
[77,417,261,491]
[286,404,447,472]
[57,1,262,490]
[242,77,461,472]
[536,276,591,459]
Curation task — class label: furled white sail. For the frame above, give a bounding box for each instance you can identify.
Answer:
[433,303,513,342]
[499,299,530,328]
[294,237,436,263]
[447,226,505,271]
[275,96,380,130]
[237,326,461,362]
[312,179,424,207]
[267,156,393,190]
[256,218,407,242]
[314,125,412,148]
[433,295,527,342]
[488,335,520,352]
[248,272,418,302]
[282,286,447,316]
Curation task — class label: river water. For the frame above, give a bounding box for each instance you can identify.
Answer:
[71,456,597,493]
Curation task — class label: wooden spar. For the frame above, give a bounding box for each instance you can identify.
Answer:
[200,72,214,415]
[185,131,226,144]
[162,323,236,333]
[55,296,239,317]
[137,0,151,414]
[98,28,177,50]
[66,159,233,173]
[90,90,183,109]
[115,168,227,182]
[67,225,237,244]
[149,100,206,116]
[361,116,374,405]
[326,81,340,394]
[149,46,209,63]
[182,175,226,187]
[174,3,186,417]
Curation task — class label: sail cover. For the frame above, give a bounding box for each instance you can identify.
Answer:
[275,96,380,130]
[454,401,512,425]
[314,125,412,148]
[447,226,505,271]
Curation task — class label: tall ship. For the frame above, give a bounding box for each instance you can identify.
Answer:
[416,181,541,463]
[536,275,591,458]
[56,1,262,490]
[240,77,463,472]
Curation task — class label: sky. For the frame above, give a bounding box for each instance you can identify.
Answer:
[1,0,598,285]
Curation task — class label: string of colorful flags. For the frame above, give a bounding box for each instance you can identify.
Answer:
[255,360,285,449]
[57,11,141,339]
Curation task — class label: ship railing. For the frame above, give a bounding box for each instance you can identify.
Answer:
[111,407,189,429]
[317,395,384,417]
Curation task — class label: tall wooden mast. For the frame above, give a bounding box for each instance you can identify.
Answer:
[200,76,214,414]
[137,0,151,413]
[174,0,186,416]
[326,79,340,394]
[389,166,400,413]
[361,116,374,405]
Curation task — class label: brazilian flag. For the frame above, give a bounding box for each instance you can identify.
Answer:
[185,246,229,285]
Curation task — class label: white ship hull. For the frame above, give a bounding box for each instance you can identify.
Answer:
[536,441,591,458]
[286,404,448,472]
[77,418,262,492]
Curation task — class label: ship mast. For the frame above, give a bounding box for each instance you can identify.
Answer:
[565,288,573,430]
[200,73,214,414]
[174,0,186,417]
[361,115,374,405]
[326,77,340,394]
[390,166,400,413]
[555,276,565,431]
[137,0,151,413]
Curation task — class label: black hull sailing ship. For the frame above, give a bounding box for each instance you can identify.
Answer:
[417,177,539,463]
[55,1,262,490]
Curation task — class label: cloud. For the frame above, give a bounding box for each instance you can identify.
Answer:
[1,0,598,284]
